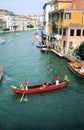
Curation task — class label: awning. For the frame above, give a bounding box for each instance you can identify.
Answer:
[73,62,83,67]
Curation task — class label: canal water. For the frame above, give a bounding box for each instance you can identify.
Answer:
[0,30,84,130]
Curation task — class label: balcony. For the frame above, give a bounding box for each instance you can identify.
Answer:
[54,34,62,40]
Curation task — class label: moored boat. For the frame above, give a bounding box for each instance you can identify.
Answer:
[36,44,47,48]
[0,39,6,44]
[40,48,49,53]
[0,66,3,81]
[11,80,69,95]
[67,61,84,78]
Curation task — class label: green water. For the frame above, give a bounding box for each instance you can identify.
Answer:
[0,30,84,130]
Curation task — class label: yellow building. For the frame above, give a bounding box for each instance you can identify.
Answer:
[48,0,84,54]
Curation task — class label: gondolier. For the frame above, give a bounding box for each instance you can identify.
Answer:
[24,81,28,90]
[55,75,60,85]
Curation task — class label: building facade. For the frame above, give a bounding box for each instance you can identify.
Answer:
[0,18,6,31]
[43,0,84,54]
[0,9,43,32]
[43,1,54,35]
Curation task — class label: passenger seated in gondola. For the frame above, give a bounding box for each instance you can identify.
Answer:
[20,84,24,90]
[64,75,69,82]
[42,82,48,88]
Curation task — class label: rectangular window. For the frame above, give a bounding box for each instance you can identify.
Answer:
[69,41,73,47]
[70,29,74,36]
[63,41,66,47]
[57,13,59,21]
[82,30,84,36]
[63,28,66,36]
[76,29,81,36]
[60,12,63,21]
[49,15,50,20]
[59,28,62,35]
[65,13,71,19]
[69,41,73,49]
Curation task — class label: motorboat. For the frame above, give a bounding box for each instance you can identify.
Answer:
[0,38,6,44]
[36,44,47,48]
[67,61,84,78]
[40,48,49,53]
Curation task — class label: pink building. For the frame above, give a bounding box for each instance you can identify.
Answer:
[63,23,84,54]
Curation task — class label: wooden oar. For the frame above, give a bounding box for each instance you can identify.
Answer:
[20,92,25,102]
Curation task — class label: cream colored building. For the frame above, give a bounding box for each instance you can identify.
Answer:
[0,9,43,32]
[0,9,32,32]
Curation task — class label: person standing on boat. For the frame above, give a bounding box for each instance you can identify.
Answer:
[24,81,28,90]
[55,75,60,85]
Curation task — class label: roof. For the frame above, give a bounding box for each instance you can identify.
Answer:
[54,0,72,2]
[43,1,53,9]
[64,23,84,28]
[49,0,84,14]
[0,9,14,14]
[72,0,84,10]
[62,0,84,10]
[18,15,28,18]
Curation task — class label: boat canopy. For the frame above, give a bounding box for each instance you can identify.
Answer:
[73,62,83,67]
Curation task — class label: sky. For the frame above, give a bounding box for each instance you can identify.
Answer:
[0,0,49,15]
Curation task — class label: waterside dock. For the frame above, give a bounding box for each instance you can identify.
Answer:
[63,54,77,61]
[50,49,63,57]
[50,49,84,64]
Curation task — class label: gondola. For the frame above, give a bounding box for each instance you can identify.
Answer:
[11,80,69,94]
